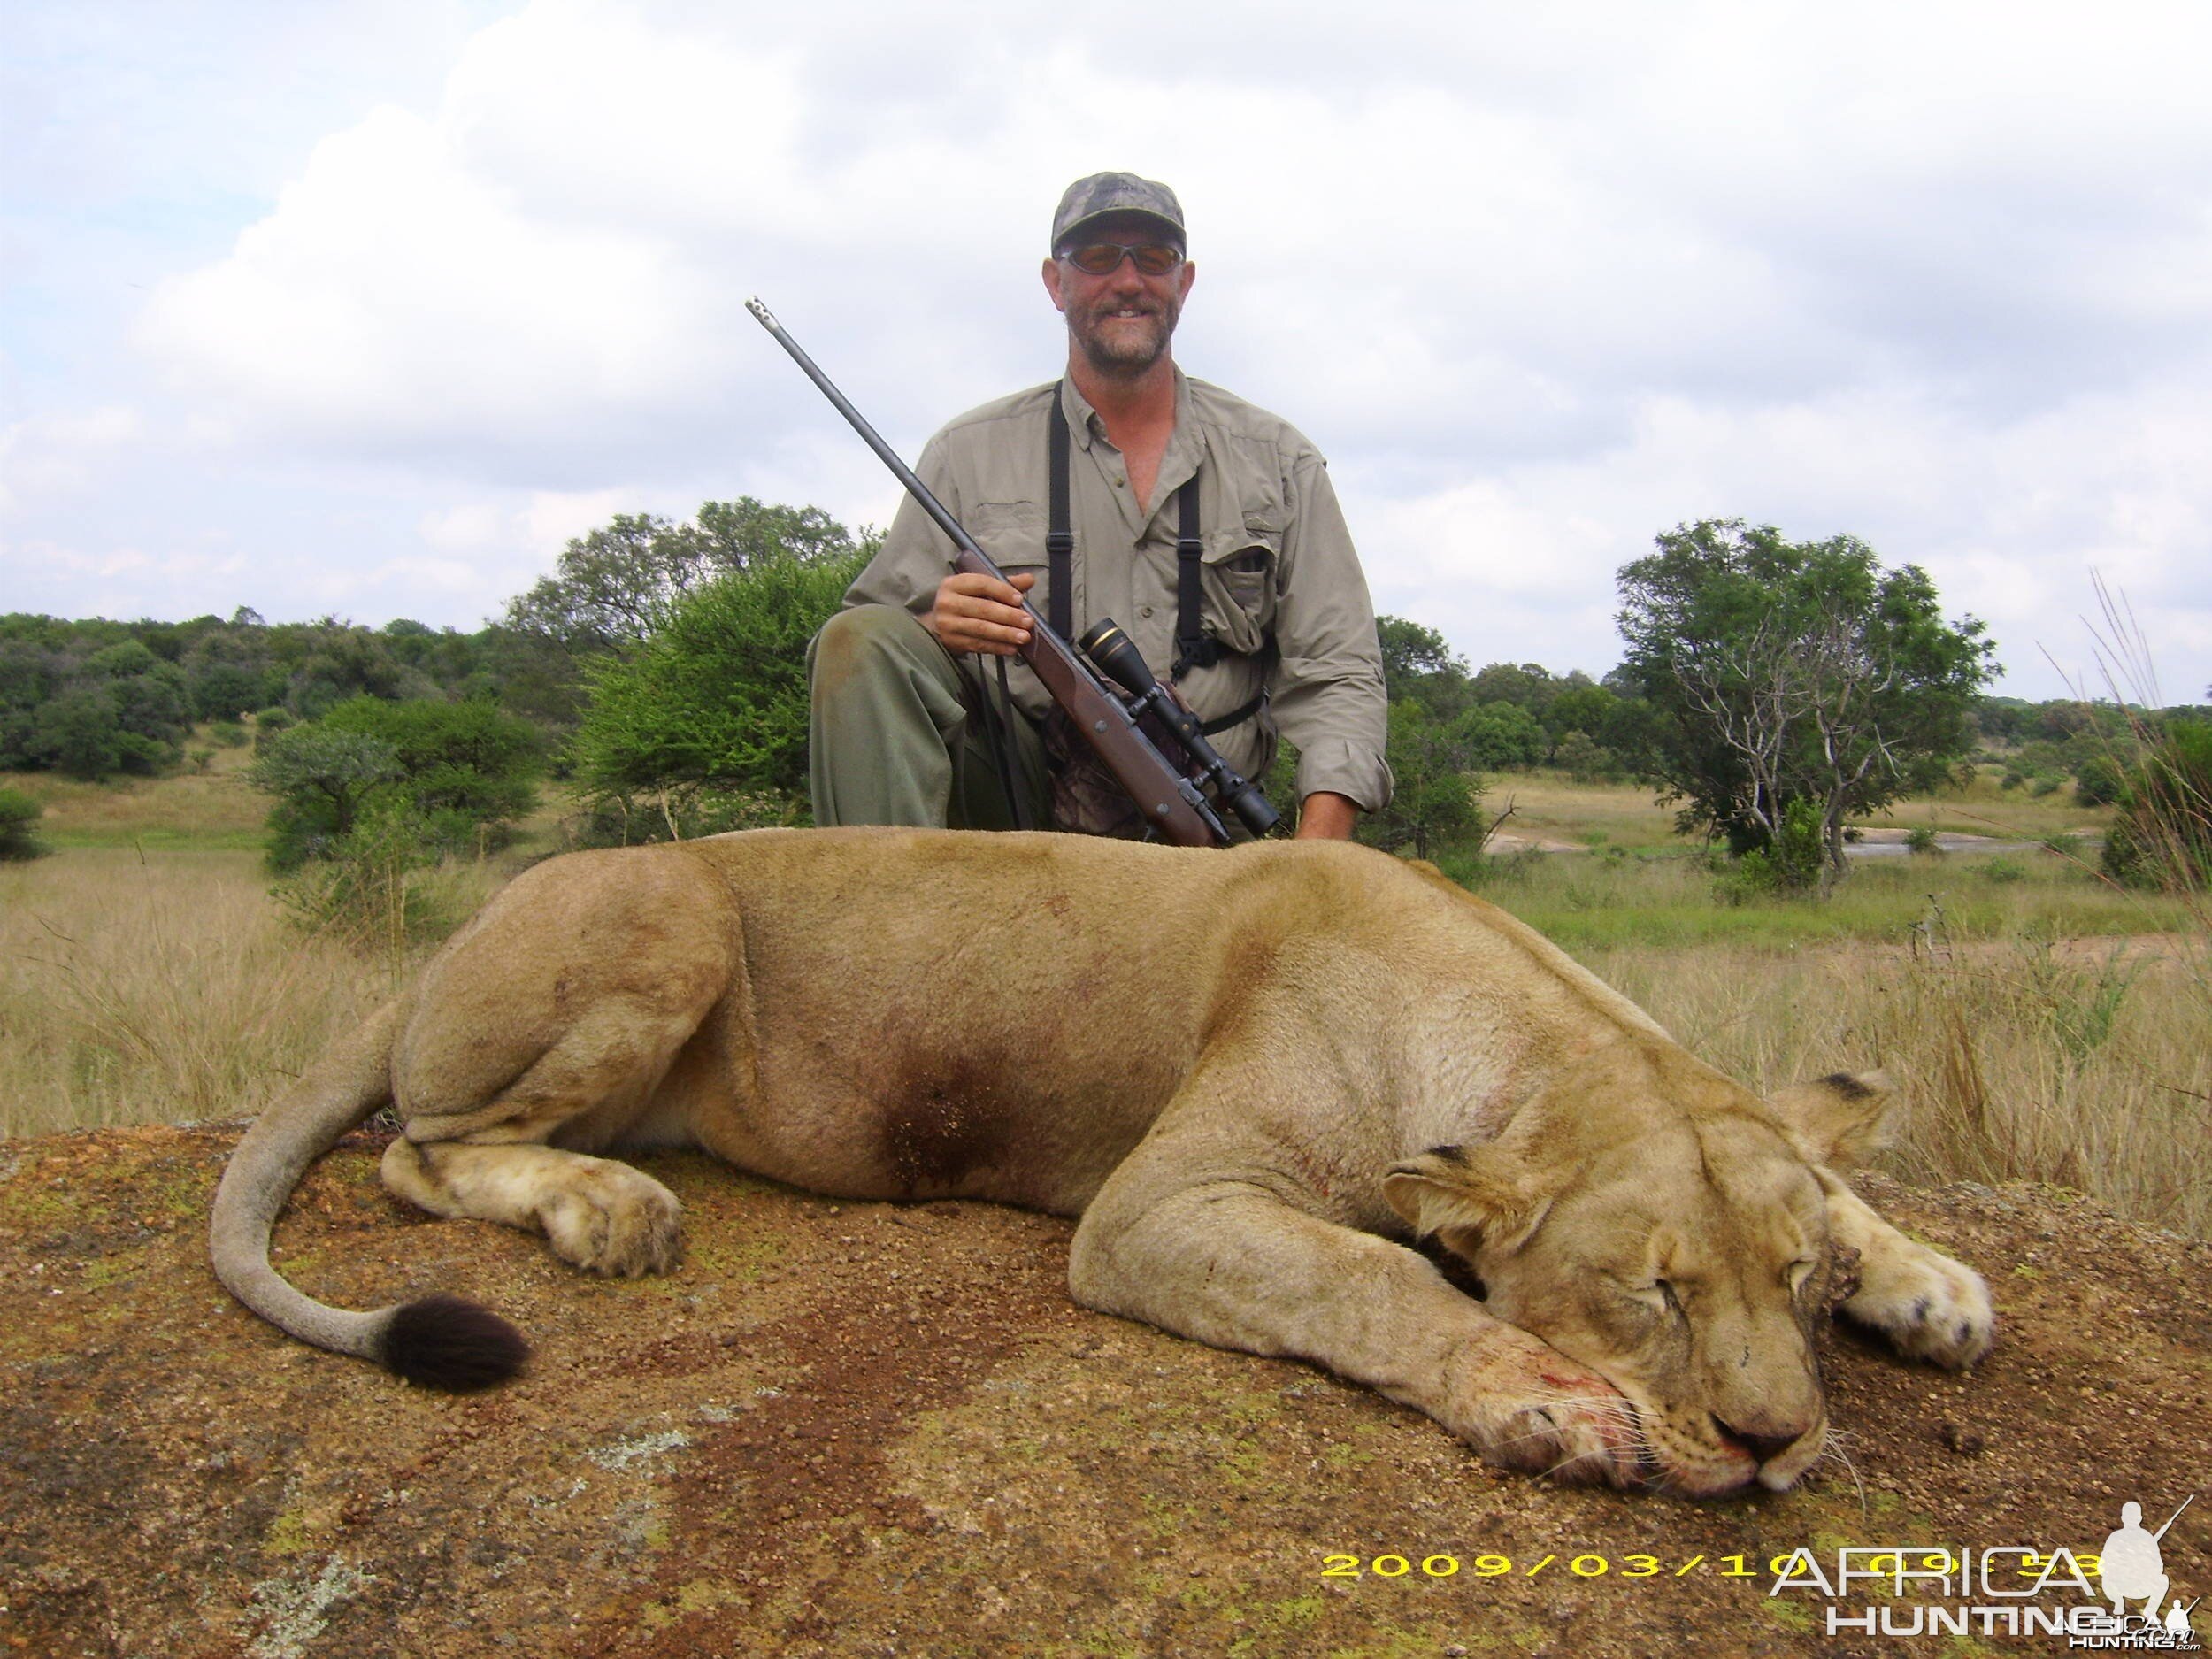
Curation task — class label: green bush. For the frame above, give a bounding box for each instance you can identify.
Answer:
[2101,720,2212,891]
[319,696,541,846]
[249,725,403,869]
[572,548,864,810]
[1714,798,1826,902]
[248,696,540,870]
[272,805,459,949]
[1983,856,2027,884]
[0,787,49,861]
[2072,754,2126,807]
[565,785,803,849]
[25,687,125,778]
[1357,698,1488,861]
[1553,729,1623,783]
[1904,824,1942,856]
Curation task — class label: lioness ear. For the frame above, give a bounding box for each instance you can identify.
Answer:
[1382,1145,1549,1258]
[1767,1071,1899,1167]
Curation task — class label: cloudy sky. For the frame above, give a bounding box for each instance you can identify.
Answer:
[4,1,2208,702]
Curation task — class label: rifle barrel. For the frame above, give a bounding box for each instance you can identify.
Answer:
[745,298,987,569]
[2154,1493,2194,1541]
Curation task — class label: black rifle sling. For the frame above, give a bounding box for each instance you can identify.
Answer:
[1049,388,1256,732]
[1047,397,1074,640]
[1171,473,1216,680]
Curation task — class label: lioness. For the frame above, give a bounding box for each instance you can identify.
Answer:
[212,829,1992,1495]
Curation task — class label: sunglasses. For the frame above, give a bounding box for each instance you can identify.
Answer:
[1057,242,1185,277]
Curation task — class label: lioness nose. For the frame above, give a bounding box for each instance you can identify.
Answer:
[1713,1417,1801,1464]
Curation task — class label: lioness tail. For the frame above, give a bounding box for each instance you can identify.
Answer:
[209,1003,529,1389]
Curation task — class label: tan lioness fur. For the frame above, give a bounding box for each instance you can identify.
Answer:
[211,828,1992,1494]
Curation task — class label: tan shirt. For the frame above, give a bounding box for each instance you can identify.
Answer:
[844,372,1394,810]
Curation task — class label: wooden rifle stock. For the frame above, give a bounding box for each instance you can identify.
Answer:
[747,297,1229,847]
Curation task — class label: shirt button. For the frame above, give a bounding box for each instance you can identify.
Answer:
[1140,605,1154,618]
[1114,473,1126,487]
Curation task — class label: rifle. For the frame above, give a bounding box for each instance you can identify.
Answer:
[748,297,1279,847]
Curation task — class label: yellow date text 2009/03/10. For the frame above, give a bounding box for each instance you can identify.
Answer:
[1320,1553,1765,1581]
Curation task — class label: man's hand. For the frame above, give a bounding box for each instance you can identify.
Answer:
[924,571,1035,657]
[1294,791,1358,841]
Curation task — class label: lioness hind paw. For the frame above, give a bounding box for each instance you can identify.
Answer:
[1841,1252,1994,1369]
[537,1172,683,1278]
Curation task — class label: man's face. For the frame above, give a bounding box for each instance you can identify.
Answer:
[1041,212,1197,380]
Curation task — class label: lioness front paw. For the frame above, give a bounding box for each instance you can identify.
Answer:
[536,1164,683,1278]
[1448,1328,1640,1487]
[1842,1244,1993,1368]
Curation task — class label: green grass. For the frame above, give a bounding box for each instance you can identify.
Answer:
[1480,766,2115,855]
[1479,772,1686,851]
[1466,841,2190,952]
[1857,764,2113,841]
[2,732,268,849]
[3,728,585,856]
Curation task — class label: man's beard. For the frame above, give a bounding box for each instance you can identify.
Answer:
[1071,293,1180,379]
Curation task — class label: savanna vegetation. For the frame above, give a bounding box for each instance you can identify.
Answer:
[4,507,2206,1238]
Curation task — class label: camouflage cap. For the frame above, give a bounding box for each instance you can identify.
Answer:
[1050,172,1186,253]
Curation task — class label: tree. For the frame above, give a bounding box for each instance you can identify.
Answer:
[1615,519,1997,884]
[1458,701,1546,771]
[1376,616,1477,718]
[248,697,541,868]
[0,787,48,861]
[506,499,880,658]
[280,622,424,718]
[319,696,542,841]
[248,726,403,864]
[570,541,869,820]
[1542,680,1622,761]
[1357,700,1486,861]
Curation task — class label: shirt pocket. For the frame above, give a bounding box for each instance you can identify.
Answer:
[1200,522,1279,655]
[967,500,1047,565]
[967,500,1052,611]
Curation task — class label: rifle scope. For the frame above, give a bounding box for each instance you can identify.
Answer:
[1079,620,1281,838]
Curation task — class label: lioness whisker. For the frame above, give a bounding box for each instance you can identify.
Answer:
[1811,1432,1870,1515]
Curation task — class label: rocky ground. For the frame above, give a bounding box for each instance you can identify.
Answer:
[4,1124,2207,1659]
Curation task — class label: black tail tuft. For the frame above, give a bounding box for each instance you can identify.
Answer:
[380,1294,531,1391]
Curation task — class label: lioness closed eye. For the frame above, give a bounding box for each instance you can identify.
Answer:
[211,829,1993,1495]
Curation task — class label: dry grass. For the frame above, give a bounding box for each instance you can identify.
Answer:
[1480,767,2116,853]
[1584,934,2212,1238]
[1481,772,1684,850]
[1855,766,2114,841]
[0,848,488,1139]
[6,753,2203,1240]
[2,738,267,849]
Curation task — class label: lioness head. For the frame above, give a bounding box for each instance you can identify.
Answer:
[1384,1048,1896,1497]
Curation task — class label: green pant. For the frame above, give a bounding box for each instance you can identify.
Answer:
[808,605,1051,831]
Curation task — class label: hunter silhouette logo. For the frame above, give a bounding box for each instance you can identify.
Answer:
[2099,1495,2199,1645]
[1766,1488,2201,1644]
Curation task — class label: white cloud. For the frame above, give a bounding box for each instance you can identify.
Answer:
[0,406,143,511]
[419,486,629,560]
[0,0,2202,700]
